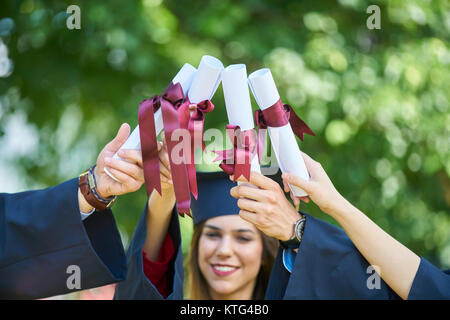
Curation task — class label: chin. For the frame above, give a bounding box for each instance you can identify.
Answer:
[209,281,239,297]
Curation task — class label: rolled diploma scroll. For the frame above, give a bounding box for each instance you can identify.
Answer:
[248,68,309,197]
[184,55,223,165]
[105,63,197,182]
[187,55,224,104]
[222,64,261,186]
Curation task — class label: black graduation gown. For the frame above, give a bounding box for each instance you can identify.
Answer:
[115,209,450,300]
[0,178,127,299]
[113,204,184,300]
[265,213,450,300]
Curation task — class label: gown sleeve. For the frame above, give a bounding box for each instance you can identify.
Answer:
[0,178,127,299]
[142,232,175,298]
[113,204,184,300]
[266,212,401,299]
[407,257,450,299]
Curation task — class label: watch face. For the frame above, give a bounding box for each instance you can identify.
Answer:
[295,218,306,241]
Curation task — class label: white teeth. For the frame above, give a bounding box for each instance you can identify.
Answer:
[214,266,237,272]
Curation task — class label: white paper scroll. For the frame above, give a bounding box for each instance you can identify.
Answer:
[105,63,197,182]
[222,64,261,181]
[187,55,224,103]
[248,68,309,197]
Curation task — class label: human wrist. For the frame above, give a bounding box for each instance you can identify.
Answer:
[93,166,113,198]
[281,211,303,241]
[280,214,306,248]
[158,186,176,202]
[327,195,354,220]
[78,165,117,211]
[78,188,94,213]
[161,185,175,197]
[148,189,176,213]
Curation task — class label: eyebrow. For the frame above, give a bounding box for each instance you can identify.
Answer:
[204,225,255,234]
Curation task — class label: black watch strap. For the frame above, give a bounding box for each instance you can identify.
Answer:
[280,237,301,249]
[280,215,306,249]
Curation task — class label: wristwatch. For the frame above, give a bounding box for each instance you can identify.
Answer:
[280,214,306,249]
[78,165,117,211]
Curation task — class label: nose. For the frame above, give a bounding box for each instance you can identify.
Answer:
[216,235,234,258]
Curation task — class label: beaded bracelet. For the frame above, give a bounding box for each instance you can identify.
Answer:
[89,165,116,204]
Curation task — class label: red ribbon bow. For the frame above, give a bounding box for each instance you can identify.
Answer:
[213,125,257,182]
[139,82,193,217]
[181,99,215,200]
[254,99,315,161]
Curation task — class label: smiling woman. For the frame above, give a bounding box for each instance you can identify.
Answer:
[190,213,277,300]
[185,171,278,300]
[113,144,278,300]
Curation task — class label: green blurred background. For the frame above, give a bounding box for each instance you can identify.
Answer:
[0,0,449,298]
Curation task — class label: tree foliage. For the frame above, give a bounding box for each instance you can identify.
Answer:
[0,0,449,268]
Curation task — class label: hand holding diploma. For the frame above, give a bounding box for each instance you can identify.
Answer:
[78,123,145,213]
[93,123,145,197]
[229,171,302,242]
[106,55,223,217]
[105,63,197,183]
[280,151,432,300]
[281,152,345,215]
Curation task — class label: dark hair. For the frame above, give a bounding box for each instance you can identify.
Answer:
[187,219,278,300]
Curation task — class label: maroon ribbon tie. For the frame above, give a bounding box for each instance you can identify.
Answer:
[179,98,214,200]
[214,125,257,182]
[138,96,163,197]
[139,82,193,217]
[254,99,315,162]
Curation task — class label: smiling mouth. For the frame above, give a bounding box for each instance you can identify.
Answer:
[211,264,239,276]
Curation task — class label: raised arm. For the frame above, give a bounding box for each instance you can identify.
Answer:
[0,123,145,299]
[282,152,423,300]
[78,123,145,214]
[113,138,181,300]
[142,139,176,261]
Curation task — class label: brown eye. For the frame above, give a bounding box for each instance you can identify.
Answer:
[237,236,251,242]
[205,232,220,239]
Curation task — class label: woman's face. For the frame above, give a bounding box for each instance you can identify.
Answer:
[198,214,264,300]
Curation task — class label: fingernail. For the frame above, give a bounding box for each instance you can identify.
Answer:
[118,150,125,156]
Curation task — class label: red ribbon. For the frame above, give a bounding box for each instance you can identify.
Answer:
[184,99,214,199]
[138,97,162,196]
[138,82,192,217]
[254,99,315,161]
[213,125,257,182]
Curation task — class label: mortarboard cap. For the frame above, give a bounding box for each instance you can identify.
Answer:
[191,171,240,225]
[191,169,283,225]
